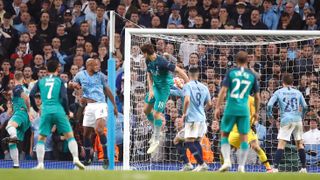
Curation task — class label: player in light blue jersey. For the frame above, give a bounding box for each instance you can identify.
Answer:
[70,58,118,168]
[181,66,212,172]
[267,74,308,173]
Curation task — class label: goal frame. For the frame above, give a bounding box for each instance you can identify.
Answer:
[123,29,320,170]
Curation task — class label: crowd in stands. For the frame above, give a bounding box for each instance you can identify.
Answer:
[0,0,319,168]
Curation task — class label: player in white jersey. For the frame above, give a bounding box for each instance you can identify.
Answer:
[181,66,212,172]
[267,74,308,173]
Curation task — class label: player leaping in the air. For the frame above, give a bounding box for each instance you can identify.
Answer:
[30,60,85,170]
[2,71,31,168]
[228,96,272,172]
[215,51,260,173]
[267,74,308,173]
[140,44,189,154]
[69,58,118,168]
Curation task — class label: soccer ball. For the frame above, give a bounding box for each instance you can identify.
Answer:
[174,77,184,89]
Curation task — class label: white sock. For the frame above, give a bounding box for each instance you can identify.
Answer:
[221,144,231,163]
[6,126,17,137]
[154,126,161,141]
[36,141,45,164]
[239,149,249,166]
[9,143,19,167]
[67,138,79,161]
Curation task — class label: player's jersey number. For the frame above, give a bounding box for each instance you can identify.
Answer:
[282,97,298,112]
[230,79,251,99]
[45,82,54,99]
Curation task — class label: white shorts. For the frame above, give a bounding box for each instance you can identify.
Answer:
[277,121,303,141]
[83,102,108,128]
[184,122,207,139]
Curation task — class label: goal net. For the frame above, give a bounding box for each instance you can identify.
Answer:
[123,29,320,172]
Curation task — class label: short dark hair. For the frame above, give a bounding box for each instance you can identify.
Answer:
[188,66,199,74]
[140,44,155,55]
[282,73,293,85]
[307,13,316,18]
[46,60,59,73]
[236,51,248,64]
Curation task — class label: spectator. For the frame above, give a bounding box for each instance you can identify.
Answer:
[155,1,169,28]
[85,0,98,23]
[295,44,314,75]
[304,13,319,30]
[232,2,249,27]
[151,16,161,28]
[139,2,152,28]
[261,0,279,30]
[37,11,56,43]
[1,13,19,57]
[210,17,221,29]
[244,8,268,29]
[49,0,67,24]
[78,21,96,48]
[12,3,29,25]
[71,1,86,27]
[13,12,31,33]
[279,1,303,30]
[28,22,43,55]
[302,114,320,165]
[199,0,212,28]
[168,4,182,26]
[5,0,22,16]
[89,4,108,38]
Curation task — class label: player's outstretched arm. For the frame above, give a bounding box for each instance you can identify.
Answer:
[175,66,189,84]
[104,86,118,117]
[215,86,227,120]
[29,81,40,112]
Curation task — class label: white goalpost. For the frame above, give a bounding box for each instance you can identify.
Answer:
[123,29,320,172]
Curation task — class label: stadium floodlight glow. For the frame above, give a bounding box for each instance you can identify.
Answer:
[123,29,320,171]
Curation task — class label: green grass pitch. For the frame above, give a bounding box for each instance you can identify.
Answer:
[1,169,319,180]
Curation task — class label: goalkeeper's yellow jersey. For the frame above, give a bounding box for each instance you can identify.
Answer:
[231,96,255,133]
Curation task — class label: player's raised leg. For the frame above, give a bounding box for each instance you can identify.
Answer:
[143,95,155,144]
[4,121,20,168]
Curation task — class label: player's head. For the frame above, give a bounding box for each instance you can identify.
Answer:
[282,73,294,86]
[46,60,59,73]
[14,71,24,82]
[140,44,155,59]
[236,51,248,65]
[188,66,199,80]
[86,58,100,73]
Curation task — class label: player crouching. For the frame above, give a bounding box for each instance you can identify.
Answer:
[179,66,212,171]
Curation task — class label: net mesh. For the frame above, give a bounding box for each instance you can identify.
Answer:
[128,32,320,172]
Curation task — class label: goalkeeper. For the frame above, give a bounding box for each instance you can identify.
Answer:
[228,96,272,172]
[140,44,189,154]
